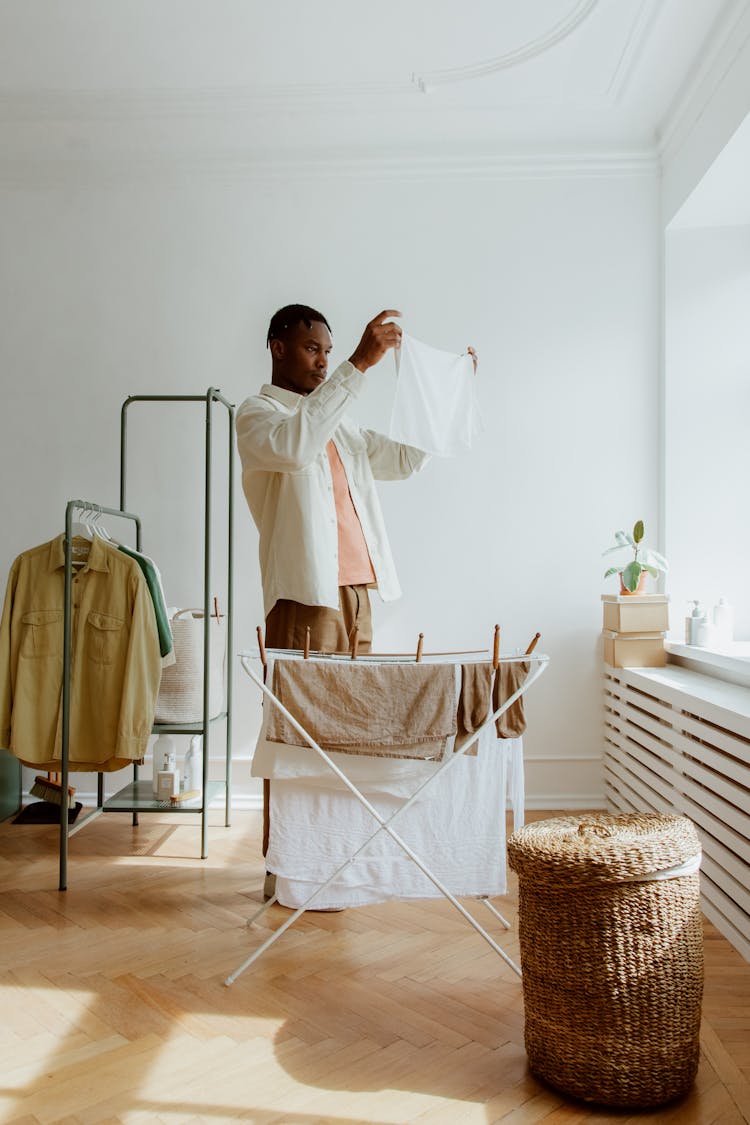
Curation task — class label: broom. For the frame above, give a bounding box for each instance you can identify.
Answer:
[30,772,76,805]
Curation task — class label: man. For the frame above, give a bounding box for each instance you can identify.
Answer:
[236,304,476,893]
[236,304,433,655]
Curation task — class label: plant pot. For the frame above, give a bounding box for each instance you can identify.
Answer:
[619,571,648,596]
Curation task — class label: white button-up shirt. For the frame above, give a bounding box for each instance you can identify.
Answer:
[236,361,429,615]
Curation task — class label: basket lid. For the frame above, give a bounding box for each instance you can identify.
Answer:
[507,812,701,887]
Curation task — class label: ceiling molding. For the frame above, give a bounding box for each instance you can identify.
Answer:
[606,0,663,104]
[0,84,631,127]
[0,148,659,189]
[0,84,417,122]
[657,0,750,160]
[411,0,600,93]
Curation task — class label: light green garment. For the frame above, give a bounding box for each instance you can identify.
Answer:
[118,545,174,662]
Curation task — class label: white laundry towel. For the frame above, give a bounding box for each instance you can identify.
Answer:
[268,722,508,909]
[390,331,481,457]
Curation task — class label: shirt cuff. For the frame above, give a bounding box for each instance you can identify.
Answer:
[332,360,366,394]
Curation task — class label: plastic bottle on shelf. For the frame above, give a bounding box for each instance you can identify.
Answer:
[183,735,203,792]
[695,617,716,648]
[712,597,734,648]
[152,733,178,794]
[685,601,706,646]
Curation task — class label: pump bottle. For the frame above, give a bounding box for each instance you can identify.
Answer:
[152,733,178,795]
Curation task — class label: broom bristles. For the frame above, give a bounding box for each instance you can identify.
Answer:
[30,775,76,804]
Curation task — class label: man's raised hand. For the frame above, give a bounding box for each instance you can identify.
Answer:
[349,310,403,373]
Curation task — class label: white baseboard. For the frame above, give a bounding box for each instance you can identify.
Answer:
[228,794,263,811]
[22,789,602,814]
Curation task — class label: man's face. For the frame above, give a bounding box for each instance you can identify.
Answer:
[271,320,333,396]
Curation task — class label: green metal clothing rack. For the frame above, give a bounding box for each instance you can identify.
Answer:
[58,388,235,891]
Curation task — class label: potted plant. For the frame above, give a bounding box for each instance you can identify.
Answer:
[603,520,668,595]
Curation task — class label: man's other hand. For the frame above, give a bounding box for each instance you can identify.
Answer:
[467,346,478,374]
[349,310,403,373]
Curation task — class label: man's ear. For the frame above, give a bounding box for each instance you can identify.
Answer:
[269,339,285,363]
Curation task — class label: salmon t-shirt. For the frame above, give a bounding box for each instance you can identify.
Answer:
[326,440,376,586]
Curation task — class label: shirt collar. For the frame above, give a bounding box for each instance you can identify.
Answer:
[49,533,111,574]
[259,383,303,411]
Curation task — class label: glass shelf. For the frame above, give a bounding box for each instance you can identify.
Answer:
[102,778,226,813]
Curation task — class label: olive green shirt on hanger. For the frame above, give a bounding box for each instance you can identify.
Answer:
[0,534,161,772]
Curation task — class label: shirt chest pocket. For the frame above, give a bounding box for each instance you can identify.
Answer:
[20,610,63,659]
[332,434,368,484]
[86,611,124,665]
[336,431,367,458]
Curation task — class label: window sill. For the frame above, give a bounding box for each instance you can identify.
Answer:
[665,639,750,689]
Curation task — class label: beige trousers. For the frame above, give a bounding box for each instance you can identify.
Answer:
[264,585,373,654]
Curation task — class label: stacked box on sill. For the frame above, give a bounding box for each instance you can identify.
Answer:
[601,594,669,668]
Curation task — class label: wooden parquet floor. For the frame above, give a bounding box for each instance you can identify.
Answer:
[0,808,749,1124]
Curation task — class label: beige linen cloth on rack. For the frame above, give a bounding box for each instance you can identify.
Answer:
[266,660,457,761]
[455,661,493,756]
[493,660,529,738]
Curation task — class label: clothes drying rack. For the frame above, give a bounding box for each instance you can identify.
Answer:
[226,630,548,985]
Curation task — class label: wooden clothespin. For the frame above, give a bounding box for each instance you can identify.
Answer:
[256,624,267,681]
[415,633,424,663]
[213,597,221,620]
[492,624,500,670]
[350,624,359,661]
[304,625,311,660]
[525,632,541,655]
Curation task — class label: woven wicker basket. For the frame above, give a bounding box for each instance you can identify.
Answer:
[507,812,704,1108]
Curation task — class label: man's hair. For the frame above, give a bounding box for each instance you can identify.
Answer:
[266,304,331,348]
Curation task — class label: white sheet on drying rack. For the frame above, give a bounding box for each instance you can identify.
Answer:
[269,723,510,908]
[246,649,526,910]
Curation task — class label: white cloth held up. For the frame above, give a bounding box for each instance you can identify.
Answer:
[390,332,481,457]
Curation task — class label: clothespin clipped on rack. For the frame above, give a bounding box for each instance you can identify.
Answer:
[304,626,311,660]
[350,624,359,661]
[256,625,268,684]
[415,633,424,663]
[526,632,541,655]
[492,624,500,670]
[213,597,222,620]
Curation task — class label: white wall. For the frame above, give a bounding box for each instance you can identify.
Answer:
[665,225,750,640]
[0,161,659,808]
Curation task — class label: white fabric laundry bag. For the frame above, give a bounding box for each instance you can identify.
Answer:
[390,332,482,457]
[154,607,226,723]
